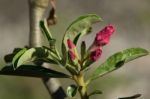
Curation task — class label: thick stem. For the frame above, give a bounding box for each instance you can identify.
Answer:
[73,72,89,99]
[29,0,49,47]
[28,0,66,99]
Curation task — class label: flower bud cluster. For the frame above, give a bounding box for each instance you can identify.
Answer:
[89,24,115,62]
[67,24,115,69]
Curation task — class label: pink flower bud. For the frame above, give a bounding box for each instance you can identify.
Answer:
[94,24,115,46]
[68,50,76,61]
[67,39,75,49]
[90,48,102,61]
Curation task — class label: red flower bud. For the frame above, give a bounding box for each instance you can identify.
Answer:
[68,50,76,61]
[90,48,102,61]
[94,24,115,46]
[67,39,75,49]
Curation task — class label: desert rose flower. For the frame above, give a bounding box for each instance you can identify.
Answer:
[90,48,102,61]
[94,24,115,46]
[67,39,75,49]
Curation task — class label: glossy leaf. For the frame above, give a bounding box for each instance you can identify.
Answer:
[12,48,27,69]
[67,84,78,97]
[62,14,102,65]
[90,48,149,81]
[89,90,102,97]
[4,48,24,63]
[64,14,101,44]
[0,65,70,78]
[14,48,48,68]
[16,48,36,68]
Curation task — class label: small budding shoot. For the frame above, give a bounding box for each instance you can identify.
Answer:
[87,24,115,64]
[67,25,115,68]
[69,24,115,99]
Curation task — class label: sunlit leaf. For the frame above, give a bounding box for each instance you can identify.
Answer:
[0,65,70,78]
[12,48,27,69]
[67,84,78,97]
[90,48,149,81]
[14,48,48,68]
[4,48,24,63]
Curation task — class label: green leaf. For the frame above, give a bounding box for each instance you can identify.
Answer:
[89,90,102,97]
[0,65,70,78]
[4,48,25,63]
[16,48,36,68]
[62,14,102,65]
[123,48,149,62]
[12,48,27,69]
[65,14,101,44]
[90,48,149,81]
[40,19,52,41]
[14,48,48,68]
[67,84,78,97]
[90,52,125,81]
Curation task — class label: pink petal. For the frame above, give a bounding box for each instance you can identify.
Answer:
[67,39,75,49]
[90,48,102,61]
[94,24,115,46]
[68,50,76,61]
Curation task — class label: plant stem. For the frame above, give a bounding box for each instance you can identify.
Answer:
[73,72,89,99]
[28,0,66,99]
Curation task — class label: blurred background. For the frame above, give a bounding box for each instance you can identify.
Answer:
[0,0,150,99]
